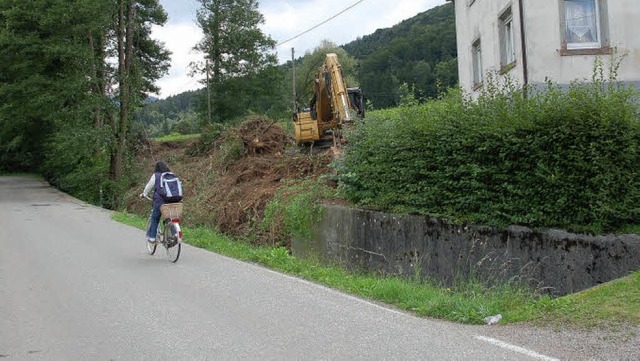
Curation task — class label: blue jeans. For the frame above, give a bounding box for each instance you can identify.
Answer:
[146,204,162,239]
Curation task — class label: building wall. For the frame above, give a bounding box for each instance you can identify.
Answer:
[453,0,526,92]
[525,0,640,85]
[452,0,640,94]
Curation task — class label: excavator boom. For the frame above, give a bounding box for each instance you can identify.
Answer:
[293,53,364,144]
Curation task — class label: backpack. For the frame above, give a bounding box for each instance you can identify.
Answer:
[158,172,183,203]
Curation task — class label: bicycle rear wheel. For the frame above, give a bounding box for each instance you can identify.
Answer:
[145,215,158,255]
[164,222,181,263]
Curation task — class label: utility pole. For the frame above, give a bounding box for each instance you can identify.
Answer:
[292,48,297,116]
[206,59,212,123]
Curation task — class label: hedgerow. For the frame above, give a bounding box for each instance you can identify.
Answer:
[337,60,640,233]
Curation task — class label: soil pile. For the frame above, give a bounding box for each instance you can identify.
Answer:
[129,116,333,245]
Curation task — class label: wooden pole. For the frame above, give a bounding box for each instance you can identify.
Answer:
[206,59,212,123]
[292,48,297,115]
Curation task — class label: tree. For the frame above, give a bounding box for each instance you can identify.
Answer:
[0,0,112,171]
[192,0,277,123]
[210,64,288,121]
[358,52,401,108]
[287,40,359,112]
[0,0,170,208]
[111,0,171,180]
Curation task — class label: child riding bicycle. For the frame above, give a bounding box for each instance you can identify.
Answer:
[139,160,183,244]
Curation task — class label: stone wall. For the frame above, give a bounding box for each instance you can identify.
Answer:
[292,205,640,296]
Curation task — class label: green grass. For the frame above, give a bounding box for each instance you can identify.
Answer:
[113,211,640,328]
[154,132,200,142]
[530,271,640,328]
[618,224,640,234]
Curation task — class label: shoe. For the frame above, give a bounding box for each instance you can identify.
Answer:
[147,237,157,244]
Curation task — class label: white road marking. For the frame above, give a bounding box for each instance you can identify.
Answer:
[220,252,564,359]
[475,336,560,361]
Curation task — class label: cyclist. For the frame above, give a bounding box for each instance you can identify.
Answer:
[139,160,171,244]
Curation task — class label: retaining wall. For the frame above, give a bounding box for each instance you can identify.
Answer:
[292,205,640,296]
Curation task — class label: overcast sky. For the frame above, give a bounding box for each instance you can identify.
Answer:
[151,0,447,98]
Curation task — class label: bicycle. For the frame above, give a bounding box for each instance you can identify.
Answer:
[144,196,183,263]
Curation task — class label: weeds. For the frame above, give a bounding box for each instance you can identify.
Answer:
[262,178,333,244]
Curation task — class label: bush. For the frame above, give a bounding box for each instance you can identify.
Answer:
[186,123,226,156]
[337,62,640,233]
[171,119,195,135]
[262,179,332,245]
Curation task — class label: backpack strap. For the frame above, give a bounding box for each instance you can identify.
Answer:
[159,172,175,185]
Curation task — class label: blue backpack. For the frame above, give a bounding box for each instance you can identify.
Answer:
[158,172,183,203]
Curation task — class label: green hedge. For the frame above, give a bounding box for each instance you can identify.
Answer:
[338,75,640,233]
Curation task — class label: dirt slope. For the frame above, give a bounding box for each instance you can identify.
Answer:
[127,116,334,245]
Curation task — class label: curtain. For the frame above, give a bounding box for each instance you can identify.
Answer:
[564,0,599,45]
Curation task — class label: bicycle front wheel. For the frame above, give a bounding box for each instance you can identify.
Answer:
[164,222,181,263]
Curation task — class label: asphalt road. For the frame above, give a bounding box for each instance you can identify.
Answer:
[0,176,566,360]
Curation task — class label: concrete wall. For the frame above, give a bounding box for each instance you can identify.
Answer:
[452,0,640,94]
[292,205,640,296]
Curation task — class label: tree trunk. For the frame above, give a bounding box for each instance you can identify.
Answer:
[111,0,135,181]
[87,30,110,128]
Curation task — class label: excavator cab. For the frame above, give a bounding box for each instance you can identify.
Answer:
[347,87,365,119]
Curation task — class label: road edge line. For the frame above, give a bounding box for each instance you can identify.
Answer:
[474,335,560,361]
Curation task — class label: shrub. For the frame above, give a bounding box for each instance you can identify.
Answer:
[337,61,640,233]
[186,122,226,156]
[262,179,333,244]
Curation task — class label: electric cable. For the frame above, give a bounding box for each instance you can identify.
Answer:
[276,0,367,47]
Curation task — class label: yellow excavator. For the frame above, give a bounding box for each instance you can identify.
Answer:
[293,53,364,146]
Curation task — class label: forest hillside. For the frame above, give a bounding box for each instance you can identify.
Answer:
[135,3,457,134]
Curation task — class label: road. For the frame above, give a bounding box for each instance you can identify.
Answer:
[0,176,570,360]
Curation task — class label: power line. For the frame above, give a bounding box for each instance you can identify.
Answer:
[277,0,367,47]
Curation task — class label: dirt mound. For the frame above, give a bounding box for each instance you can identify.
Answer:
[209,151,331,240]
[232,116,290,155]
[202,117,332,243]
[130,116,334,246]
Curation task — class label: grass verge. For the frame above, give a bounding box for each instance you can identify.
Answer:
[154,133,200,142]
[113,211,640,329]
[531,271,640,329]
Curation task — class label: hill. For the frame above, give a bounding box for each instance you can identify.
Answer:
[135,90,203,137]
[343,3,455,59]
[137,3,458,132]
[342,3,457,107]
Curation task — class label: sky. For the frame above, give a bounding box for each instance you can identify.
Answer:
[151,0,447,99]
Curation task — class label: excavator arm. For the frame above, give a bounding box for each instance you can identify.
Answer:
[294,53,364,144]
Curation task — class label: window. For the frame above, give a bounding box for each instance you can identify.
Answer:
[564,0,600,48]
[472,39,483,87]
[499,7,516,69]
[561,0,609,54]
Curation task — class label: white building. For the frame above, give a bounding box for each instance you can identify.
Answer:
[447,0,640,94]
